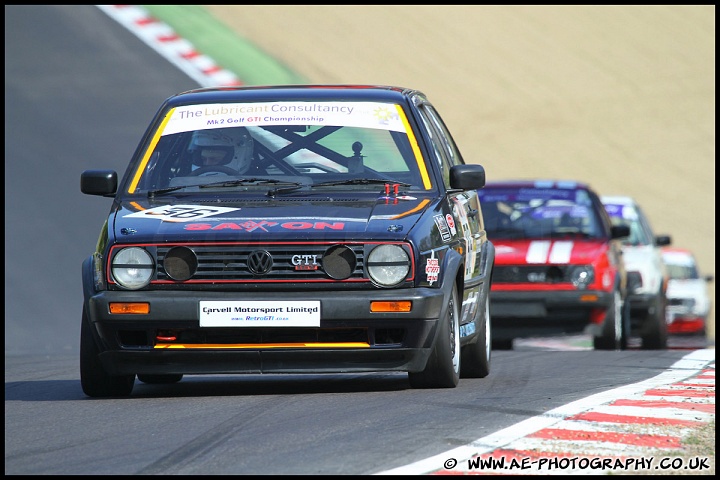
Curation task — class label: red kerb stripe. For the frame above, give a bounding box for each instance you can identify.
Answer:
[611,398,715,413]
[644,388,715,398]
[570,411,703,426]
[530,428,682,448]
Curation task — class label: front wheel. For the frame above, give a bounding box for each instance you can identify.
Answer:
[641,293,668,349]
[593,288,626,350]
[409,284,461,388]
[80,307,135,397]
[460,290,491,378]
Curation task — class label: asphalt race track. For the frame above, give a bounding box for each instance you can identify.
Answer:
[5,5,715,475]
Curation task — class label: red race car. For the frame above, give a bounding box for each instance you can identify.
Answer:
[478,180,633,350]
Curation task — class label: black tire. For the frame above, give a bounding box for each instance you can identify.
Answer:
[137,374,184,384]
[408,284,461,388]
[620,294,631,350]
[460,290,491,378]
[593,288,625,350]
[80,307,135,397]
[641,293,668,349]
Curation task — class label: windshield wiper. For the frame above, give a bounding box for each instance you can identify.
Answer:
[266,178,412,197]
[199,178,295,188]
[549,231,594,239]
[148,178,299,198]
[310,178,411,188]
[266,183,305,196]
[148,184,201,198]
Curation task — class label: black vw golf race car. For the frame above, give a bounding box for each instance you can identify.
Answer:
[80,85,495,397]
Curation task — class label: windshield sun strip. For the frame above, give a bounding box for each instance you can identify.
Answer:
[396,105,431,190]
[128,108,175,194]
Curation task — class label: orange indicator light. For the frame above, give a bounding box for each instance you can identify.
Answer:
[109,303,150,314]
[370,301,412,313]
[579,294,599,302]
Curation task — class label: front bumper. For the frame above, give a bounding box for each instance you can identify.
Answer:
[85,288,447,375]
[489,289,614,340]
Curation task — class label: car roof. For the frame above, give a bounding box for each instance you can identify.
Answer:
[482,179,593,190]
[163,84,422,108]
[600,195,636,206]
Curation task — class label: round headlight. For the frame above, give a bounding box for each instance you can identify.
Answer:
[112,247,154,289]
[367,244,410,287]
[569,265,594,290]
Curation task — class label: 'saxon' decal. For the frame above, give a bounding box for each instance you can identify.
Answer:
[433,214,452,242]
[185,221,345,232]
[125,205,240,222]
[426,251,440,285]
[526,240,574,264]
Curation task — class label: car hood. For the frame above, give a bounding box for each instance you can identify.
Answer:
[666,279,709,300]
[667,279,711,313]
[619,244,664,293]
[110,195,434,243]
[492,239,609,265]
[619,244,660,270]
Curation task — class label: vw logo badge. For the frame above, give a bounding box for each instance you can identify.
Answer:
[247,250,273,275]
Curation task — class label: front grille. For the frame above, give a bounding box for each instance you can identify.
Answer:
[156,243,366,282]
[667,298,694,308]
[492,265,570,284]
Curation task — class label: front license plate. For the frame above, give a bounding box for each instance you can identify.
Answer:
[199,301,321,327]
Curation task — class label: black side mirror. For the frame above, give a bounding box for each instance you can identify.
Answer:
[655,235,672,247]
[449,164,486,190]
[81,170,118,196]
[611,224,630,239]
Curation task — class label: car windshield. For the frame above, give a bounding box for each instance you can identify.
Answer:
[478,187,604,239]
[663,253,700,280]
[602,203,652,246]
[125,101,433,195]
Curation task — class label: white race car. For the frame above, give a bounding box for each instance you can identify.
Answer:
[662,247,713,335]
[601,195,672,348]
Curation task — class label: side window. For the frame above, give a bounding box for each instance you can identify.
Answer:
[425,105,465,168]
[416,104,453,188]
[636,208,655,245]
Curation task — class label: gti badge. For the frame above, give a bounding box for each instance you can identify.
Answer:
[292,254,319,271]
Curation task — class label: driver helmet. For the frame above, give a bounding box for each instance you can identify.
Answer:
[188,127,254,174]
